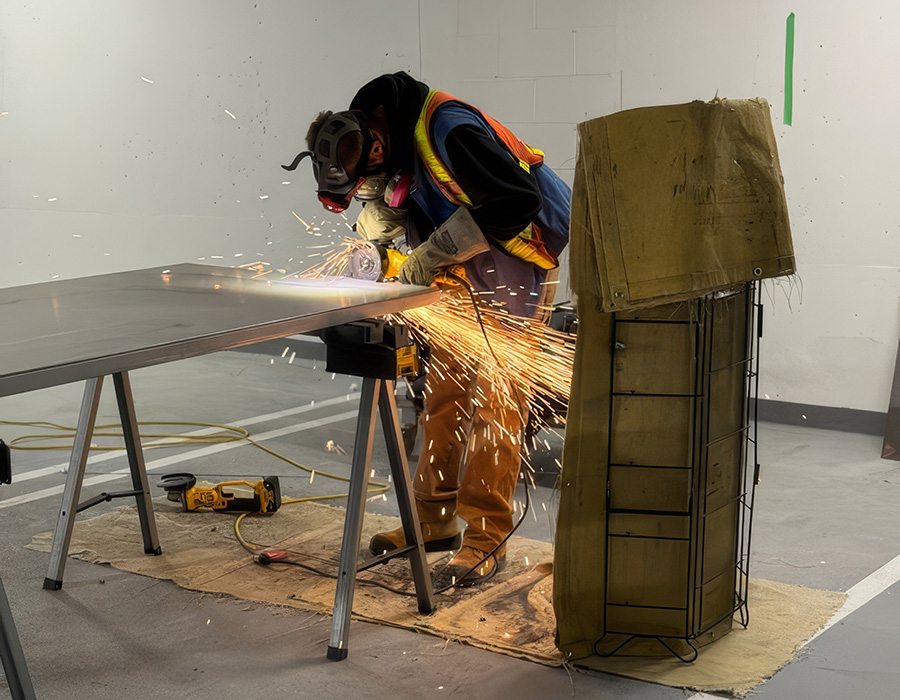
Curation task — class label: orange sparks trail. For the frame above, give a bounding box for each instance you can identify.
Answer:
[285,238,374,280]
[296,237,576,474]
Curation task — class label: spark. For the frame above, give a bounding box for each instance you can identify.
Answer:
[224,109,236,119]
[140,76,153,84]
[293,240,577,468]
[325,440,347,455]
[291,211,311,229]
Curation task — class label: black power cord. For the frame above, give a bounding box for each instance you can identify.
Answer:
[424,271,534,590]
[239,484,531,598]
[239,272,539,596]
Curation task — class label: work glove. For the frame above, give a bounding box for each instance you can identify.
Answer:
[355,199,408,244]
[398,208,490,286]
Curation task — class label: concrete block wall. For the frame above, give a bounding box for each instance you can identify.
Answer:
[0,1,420,289]
[421,0,620,174]
[2,1,897,414]
[420,0,900,415]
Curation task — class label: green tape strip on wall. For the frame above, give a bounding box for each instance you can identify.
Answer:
[785,12,795,126]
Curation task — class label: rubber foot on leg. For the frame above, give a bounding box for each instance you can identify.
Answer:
[327,646,348,661]
[43,578,62,591]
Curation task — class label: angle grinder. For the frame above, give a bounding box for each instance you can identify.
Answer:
[344,242,407,281]
[158,473,282,514]
[344,242,466,285]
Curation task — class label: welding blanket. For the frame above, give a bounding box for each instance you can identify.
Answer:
[572,98,795,311]
[30,501,844,696]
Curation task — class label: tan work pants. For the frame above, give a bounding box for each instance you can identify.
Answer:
[412,344,524,553]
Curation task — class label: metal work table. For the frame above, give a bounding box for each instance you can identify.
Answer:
[0,263,441,698]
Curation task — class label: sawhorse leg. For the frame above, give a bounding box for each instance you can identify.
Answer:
[378,379,433,611]
[327,377,434,660]
[112,372,162,557]
[43,372,161,590]
[0,577,37,700]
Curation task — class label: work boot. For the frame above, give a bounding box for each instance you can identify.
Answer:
[438,544,506,588]
[369,500,461,556]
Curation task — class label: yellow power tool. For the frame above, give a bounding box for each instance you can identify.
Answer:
[158,473,282,514]
[344,242,465,284]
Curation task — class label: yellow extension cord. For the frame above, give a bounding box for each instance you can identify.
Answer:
[0,419,390,550]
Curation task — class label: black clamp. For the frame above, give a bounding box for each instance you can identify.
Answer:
[319,320,419,380]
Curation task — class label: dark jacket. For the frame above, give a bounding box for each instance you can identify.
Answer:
[351,73,571,317]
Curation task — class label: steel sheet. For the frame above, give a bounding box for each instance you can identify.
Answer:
[0,264,439,397]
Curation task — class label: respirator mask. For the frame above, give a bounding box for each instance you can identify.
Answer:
[282,110,375,213]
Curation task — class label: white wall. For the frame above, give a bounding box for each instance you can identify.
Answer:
[2,1,897,413]
[616,1,900,414]
[0,1,419,286]
[418,0,900,413]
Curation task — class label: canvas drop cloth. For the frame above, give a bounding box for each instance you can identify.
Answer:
[572,98,795,311]
[29,501,843,695]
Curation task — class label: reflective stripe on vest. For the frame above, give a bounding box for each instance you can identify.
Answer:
[413,91,557,270]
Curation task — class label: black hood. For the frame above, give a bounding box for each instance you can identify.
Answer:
[349,72,429,174]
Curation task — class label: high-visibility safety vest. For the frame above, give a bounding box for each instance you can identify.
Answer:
[413,91,559,270]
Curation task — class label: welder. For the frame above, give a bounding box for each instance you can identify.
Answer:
[284,72,570,585]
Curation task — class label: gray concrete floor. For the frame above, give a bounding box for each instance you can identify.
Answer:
[1,343,898,699]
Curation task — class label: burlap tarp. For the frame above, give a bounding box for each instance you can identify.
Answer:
[573,98,795,312]
[29,502,843,695]
[555,97,800,669]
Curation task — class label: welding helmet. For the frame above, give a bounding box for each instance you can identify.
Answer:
[282,110,374,212]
